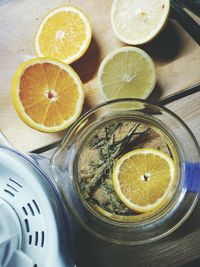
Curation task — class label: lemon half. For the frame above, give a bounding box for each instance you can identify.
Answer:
[111,0,170,45]
[97,47,156,100]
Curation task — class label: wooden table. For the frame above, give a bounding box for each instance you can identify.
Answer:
[0,0,200,266]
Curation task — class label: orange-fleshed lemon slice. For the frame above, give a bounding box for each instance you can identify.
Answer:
[111,0,170,45]
[12,58,84,133]
[113,148,176,213]
[97,47,156,100]
[34,5,92,64]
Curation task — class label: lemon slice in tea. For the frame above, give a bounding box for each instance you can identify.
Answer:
[113,148,176,213]
[97,47,156,100]
[111,0,170,45]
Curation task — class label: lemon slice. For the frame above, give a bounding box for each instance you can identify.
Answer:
[34,5,92,64]
[97,47,156,100]
[12,58,84,133]
[111,0,170,45]
[113,148,176,213]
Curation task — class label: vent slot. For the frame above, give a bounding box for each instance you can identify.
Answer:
[29,235,32,245]
[24,219,30,233]
[4,177,23,197]
[4,189,15,197]
[22,201,41,217]
[35,232,39,246]
[27,231,45,248]
[41,231,45,247]
[9,177,23,188]
[27,203,35,216]
[7,183,18,192]
[22,206,28,216]
[32,199,40,214]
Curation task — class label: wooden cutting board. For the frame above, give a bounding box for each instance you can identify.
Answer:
[0,0,199,152]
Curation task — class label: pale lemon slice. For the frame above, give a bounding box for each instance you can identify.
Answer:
[34,6,92,64]
[113,148,176,213]
[97,47,156,100]
[111,0,170,45]
[12,58,84,133]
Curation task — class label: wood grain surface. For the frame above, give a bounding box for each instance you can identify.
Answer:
[0,0,200,152]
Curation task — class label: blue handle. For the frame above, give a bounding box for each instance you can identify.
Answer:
[184,162,200,193]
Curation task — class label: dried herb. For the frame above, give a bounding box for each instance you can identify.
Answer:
[79,119,173,216]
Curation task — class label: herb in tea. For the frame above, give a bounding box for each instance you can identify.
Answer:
[78,119,174,216]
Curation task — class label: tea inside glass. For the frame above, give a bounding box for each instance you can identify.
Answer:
[75,115,180,223]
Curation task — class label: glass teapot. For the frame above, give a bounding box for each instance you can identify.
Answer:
[51,99,200,244]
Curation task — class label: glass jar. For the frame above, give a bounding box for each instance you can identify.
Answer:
[51,99,200,245]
